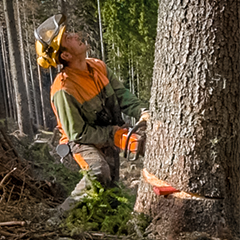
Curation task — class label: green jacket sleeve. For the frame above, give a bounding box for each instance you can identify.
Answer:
[106,66,147,120]
[53,90,114,145]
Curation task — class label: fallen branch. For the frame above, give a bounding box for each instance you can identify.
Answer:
[0,229,17,237]
[0,167,17,190]
[0,221,25,226]
[32,232,58,238]
[0,129,21,161]
[87,231,125,239]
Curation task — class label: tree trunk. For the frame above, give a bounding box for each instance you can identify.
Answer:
[135,0,240,239]
[3,0,33,137]
[37,64,46,129]
[117,46,121,81]
[0,26,8,118]
[136,60,139,98]
[0,24,15,120]
[97,0,105,62]
[131,49,135,95]
[22,0,40,127]
[16,0,33,121]
[57,0,66,16]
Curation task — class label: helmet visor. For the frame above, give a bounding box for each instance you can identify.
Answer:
[35,14,66,49]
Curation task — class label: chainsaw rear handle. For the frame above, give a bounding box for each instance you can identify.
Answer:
[123,120,146,159]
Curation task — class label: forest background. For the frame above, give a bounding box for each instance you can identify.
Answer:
[0,0,158,134]
[1,0,240,239]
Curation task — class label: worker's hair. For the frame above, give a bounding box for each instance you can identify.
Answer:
[58,45,69,67]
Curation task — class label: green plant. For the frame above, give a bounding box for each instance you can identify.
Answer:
[65,170,150,237]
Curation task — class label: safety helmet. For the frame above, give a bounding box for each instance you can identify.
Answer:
[34,14,66,68]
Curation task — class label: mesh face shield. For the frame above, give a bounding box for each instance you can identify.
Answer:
[35,14,66,50]
[34,14,66,68]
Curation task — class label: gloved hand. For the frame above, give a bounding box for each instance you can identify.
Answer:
[138,109,150,123]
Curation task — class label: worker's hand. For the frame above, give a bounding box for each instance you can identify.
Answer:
[138,109,150,123]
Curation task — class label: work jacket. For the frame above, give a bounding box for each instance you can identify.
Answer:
[50,58,146,148]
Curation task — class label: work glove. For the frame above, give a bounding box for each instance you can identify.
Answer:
[137,109,150,124]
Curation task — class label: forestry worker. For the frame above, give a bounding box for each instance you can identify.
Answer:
[34,14,149,213]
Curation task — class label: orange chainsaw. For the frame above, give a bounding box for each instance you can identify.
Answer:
[57,121,179,196]
[114,121,147,161]
[56,121,147,162]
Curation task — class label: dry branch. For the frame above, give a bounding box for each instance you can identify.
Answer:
[0,167,16,190]
[0,229,16,237]
[0,221,25,226]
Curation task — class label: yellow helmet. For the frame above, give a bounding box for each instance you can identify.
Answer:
[34,14,66,68]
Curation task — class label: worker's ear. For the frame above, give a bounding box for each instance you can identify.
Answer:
[60,51,72,61]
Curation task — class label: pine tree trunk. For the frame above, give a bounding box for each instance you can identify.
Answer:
[135,0,240,239]
[22,0,40,127]
[0,53,6,119]
[117,46,121,81]
[16,0,33,121]
[0,24,15,120]
[131,50,135,95]
[0,26,8,118]
[97,0,105,62]
[37,64,46,129]
[57,0,66,16]
[3,0,33,137]
[136,60,139,98]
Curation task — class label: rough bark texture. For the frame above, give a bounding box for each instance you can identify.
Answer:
[135,0,240,239]
[3,0,33,137]
[0,44,7,119]
[16,0,33,121]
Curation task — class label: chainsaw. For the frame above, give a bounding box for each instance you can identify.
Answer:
[56,121,147,162]
[114,120,147,161]
[56,121,180,196]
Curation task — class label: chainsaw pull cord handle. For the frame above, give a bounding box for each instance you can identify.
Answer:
[123,120,147,159]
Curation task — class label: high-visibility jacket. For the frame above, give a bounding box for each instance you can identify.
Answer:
[50,58,146,167]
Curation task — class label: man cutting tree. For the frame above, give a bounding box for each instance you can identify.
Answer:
[34,13,149,213]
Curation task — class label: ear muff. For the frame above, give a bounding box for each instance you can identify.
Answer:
[37,56,51,69]
[35,41,57,68]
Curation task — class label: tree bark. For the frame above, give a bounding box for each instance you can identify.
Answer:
[16,0,33,121]
[37,64,46,129]
[0,27,8,118]
[97,0,105,62]
[22,0,40,127]
[135,0,240,239]
[3,0,33,137]
[57,0,66,16]
[0,24,15,120]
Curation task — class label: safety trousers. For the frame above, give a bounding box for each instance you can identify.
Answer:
[60,144,120,211]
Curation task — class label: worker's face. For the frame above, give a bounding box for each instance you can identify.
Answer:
[60,32,87,60]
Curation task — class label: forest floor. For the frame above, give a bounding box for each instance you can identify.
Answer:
[0,127,145,240]
[0,126,230,240]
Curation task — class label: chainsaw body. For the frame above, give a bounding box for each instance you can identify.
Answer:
[57,121,147,162]
[115,121,146,161]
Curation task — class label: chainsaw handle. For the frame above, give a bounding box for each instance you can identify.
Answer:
[127,140,140,161]
[123,121,146,159]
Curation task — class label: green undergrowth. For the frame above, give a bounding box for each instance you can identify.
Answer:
[64,170,150,237]
[25,143,80,196]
